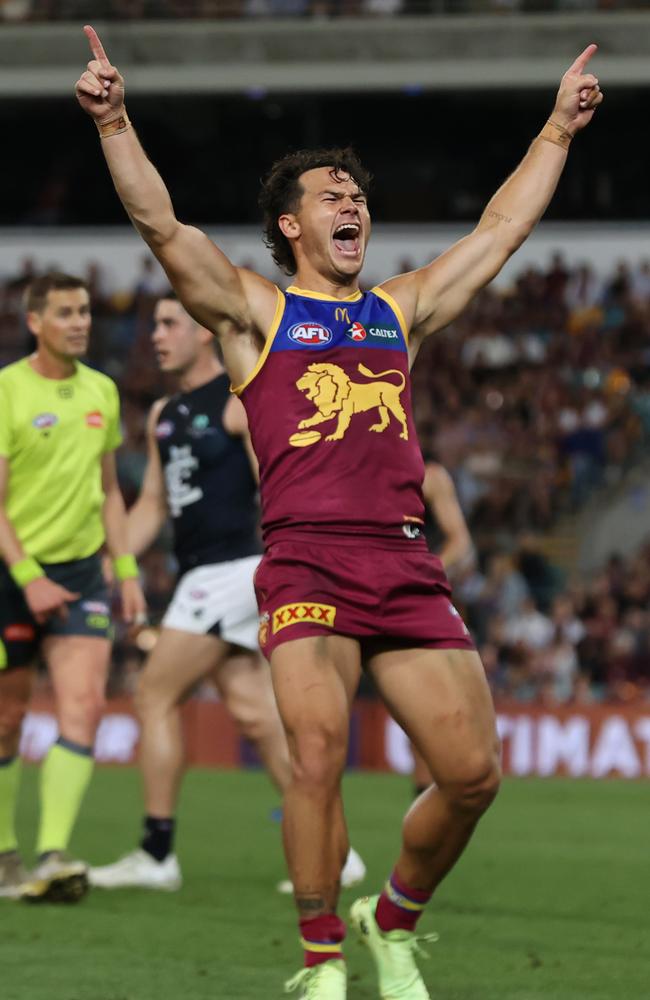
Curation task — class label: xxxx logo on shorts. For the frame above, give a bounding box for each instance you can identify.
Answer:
[272,603,337,634]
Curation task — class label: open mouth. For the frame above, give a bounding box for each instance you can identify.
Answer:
[332,223,361,259]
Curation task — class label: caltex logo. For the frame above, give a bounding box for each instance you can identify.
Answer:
[346,322,367,342]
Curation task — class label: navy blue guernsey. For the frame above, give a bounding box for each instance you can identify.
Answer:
[155,373,261,574]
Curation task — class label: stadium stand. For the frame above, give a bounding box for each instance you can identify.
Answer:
[2,2,649,22]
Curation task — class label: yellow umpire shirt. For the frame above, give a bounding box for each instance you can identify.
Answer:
[0,358,122,564]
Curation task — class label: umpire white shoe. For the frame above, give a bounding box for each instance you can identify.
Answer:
[89,848,182,891]
[276,846,366,895]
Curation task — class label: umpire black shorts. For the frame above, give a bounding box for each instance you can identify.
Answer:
[0,552,113,672]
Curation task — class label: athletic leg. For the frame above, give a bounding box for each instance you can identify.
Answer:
[351,647,499,999]
[0,667,32,761]
[218,647,367,898]
[270,634,360,976]
[0,668,32,895]
[39,635,111,856]
[411,745,433,799]
[213,648,291,794]
[0,573,38,884]
[89,628,229,888]
[17,635,110,903]
[135,628,228,820]
[371,647,500,898]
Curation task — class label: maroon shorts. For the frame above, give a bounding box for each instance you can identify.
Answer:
[254,534,475,659]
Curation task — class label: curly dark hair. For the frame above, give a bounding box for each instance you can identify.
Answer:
[259,147,372,276]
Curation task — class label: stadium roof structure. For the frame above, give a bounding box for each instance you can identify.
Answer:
[2,11,650,97]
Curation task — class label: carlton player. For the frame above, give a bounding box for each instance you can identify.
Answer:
[76,27,602,999]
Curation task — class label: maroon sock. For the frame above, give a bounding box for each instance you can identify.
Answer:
[300,914,346,968]
[375,870,432,933]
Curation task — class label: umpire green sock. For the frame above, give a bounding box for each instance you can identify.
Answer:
[0,755,21,853]
[36,738,94,856]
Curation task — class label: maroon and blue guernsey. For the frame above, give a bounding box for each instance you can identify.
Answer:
[234,285,426,545]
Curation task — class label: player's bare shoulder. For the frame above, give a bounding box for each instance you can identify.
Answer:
[147,397,168,430]
[377,272,417,317]
[237,267,282,341]
[215,268,283,390]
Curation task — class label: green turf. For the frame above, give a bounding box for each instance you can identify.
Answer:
[3,768,648,999]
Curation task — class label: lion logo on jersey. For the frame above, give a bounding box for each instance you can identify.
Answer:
[289,362,408,446]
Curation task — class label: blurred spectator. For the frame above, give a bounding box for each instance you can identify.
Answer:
[503,596,554,649]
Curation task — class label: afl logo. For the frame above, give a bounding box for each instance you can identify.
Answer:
[346,322,367,342]
[32,412,58,429]
[288,322,332,347]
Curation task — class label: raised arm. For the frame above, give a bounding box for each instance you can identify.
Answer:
[74,25,273,344]
[383,45,603,350]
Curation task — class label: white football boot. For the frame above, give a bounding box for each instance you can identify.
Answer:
[88,848,182,891]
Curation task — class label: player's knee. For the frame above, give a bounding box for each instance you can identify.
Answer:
[58,690,106,744]
[134,670,174,718]
[289,724,347,789]
[448,752,501,817]
[228,697,264,742]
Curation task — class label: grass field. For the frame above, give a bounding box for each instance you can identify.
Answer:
[3,767,648,1000]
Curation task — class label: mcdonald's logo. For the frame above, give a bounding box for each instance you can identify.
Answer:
[335,307,351,324]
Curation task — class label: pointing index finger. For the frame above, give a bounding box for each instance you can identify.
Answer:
[568,43,598,75]
[84,24,110,68]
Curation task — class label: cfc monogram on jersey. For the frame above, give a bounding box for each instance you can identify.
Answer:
[155,374,261,573]
[164,444,202,517]
[236,286,426,544]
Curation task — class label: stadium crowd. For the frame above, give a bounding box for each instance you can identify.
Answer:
[1,0,645,23]
[1,251,649,704]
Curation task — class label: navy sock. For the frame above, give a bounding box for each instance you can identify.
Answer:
[141,816,175,862]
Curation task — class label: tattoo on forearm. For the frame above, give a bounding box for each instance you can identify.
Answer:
[295,893,329,918]
[486,209,513,224]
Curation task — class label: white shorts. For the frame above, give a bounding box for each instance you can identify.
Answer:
[162,555,261,651]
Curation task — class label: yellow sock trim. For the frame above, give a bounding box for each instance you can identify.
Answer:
[0,757,21,853]
[300,939,343,954]
[385,879,427,912]
[36,742,93,855]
